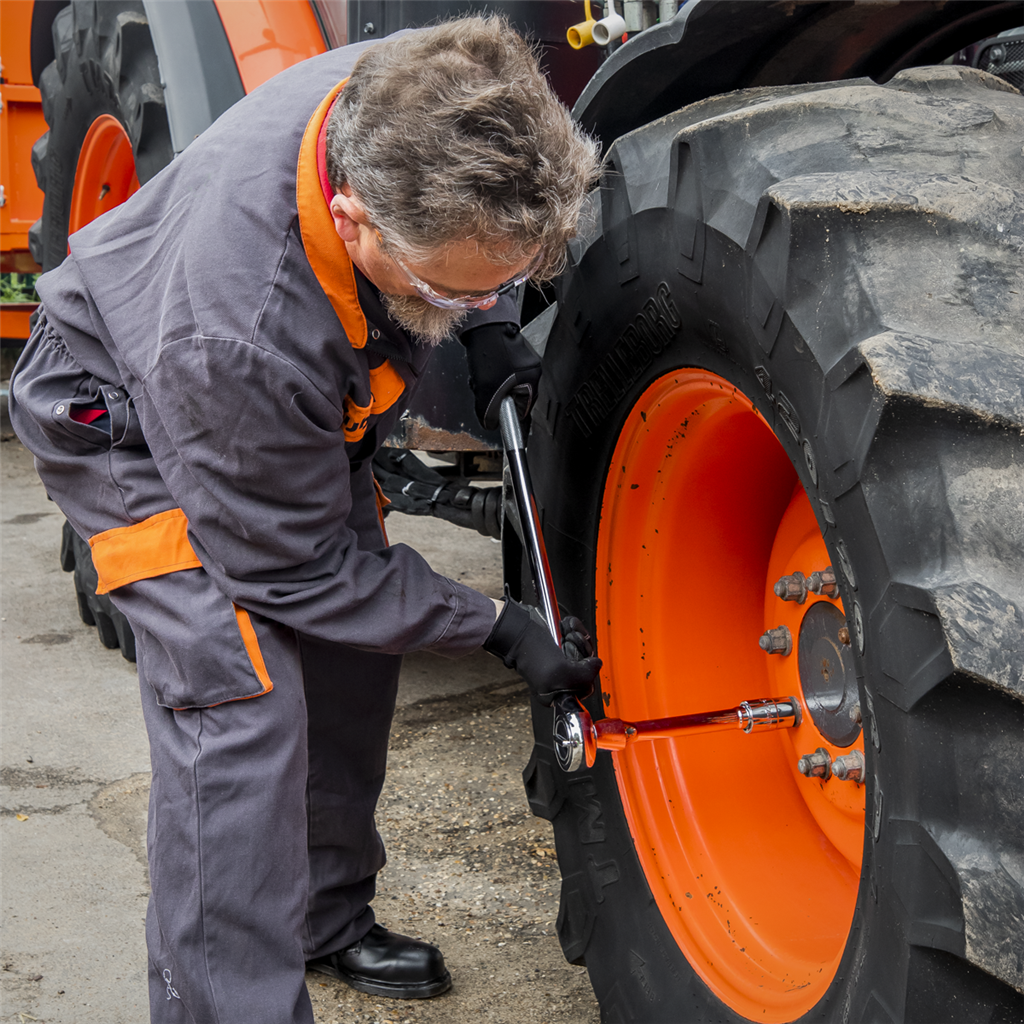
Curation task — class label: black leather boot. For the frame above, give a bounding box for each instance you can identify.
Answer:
[306,924,452,999]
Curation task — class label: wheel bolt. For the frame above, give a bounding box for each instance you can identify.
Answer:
[797,747,832,780]
[758,625,792,655]
[838,626,851,645]
[807,567,839,598]
[832,750,865,783]
[773,571,808,603]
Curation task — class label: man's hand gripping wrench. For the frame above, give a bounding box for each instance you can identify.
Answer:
[498,398,801,775]
[498,398,594,772]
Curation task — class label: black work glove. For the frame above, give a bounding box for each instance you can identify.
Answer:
[484,597,601,707]
[559,615,595,662]
[459,321,542,430]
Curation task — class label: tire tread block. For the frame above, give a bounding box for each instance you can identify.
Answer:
[933,582,1024,702]
[531,65,1024,1023]
[61,520,137,662]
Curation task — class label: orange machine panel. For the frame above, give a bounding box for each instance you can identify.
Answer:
[1,0,45,271]
[213,0,328,94]
[0,0,35,84]
[0,302,37,342]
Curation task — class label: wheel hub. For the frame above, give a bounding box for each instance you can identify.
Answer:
[798,602,860,746]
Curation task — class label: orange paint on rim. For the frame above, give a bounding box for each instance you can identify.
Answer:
[596,368,863,1021]
[68,115,139,237]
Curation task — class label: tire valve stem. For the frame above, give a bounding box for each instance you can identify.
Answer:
[758,625,793,655]
[807,566,839,599]
[797,747,832,780]
[832,750,865,784]
[773,571,808,603]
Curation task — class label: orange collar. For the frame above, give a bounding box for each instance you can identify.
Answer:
[296,79,367,349]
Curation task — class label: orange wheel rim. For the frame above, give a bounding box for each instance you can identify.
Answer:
[69,115,140,236]
[596,369,864,1022]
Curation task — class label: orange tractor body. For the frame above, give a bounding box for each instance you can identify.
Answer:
[0,0,327,343]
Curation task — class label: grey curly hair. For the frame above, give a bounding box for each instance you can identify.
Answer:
[325,15,601,282]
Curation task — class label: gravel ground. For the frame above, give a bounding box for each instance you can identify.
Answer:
[306,679,599,1024]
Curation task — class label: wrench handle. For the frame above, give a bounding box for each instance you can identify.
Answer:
[499,398,594,772]
[499,397,561,646]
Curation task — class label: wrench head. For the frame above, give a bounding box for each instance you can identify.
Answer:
[553,703,595,772]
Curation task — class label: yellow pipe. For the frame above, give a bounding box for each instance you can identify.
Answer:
[567,0,596,49]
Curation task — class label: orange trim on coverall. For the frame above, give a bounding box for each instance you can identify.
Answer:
[295,78,368,349]
[89,509,274,702]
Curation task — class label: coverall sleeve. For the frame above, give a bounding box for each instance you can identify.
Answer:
[140,335,496,658]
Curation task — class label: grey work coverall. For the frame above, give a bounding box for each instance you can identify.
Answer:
[10,40,511,1024]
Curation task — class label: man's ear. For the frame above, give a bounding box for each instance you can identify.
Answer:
[329,187,367,243]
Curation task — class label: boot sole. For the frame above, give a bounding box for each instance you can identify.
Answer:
[307,960,452,1000]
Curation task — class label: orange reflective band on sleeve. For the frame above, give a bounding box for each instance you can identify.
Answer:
[89,508,203,594]
[232,605,275,696]
[343,394,373,441]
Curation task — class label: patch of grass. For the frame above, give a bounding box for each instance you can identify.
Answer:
[1,273,40,303]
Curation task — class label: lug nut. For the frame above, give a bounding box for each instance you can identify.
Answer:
[774,571,808,603]
[832,750,865,783]
[797,747,832,780]
[807,567,839,599]
[838,626,851,646]
[758,625,792,655]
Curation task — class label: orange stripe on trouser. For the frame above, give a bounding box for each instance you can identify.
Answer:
[89,508,273,697]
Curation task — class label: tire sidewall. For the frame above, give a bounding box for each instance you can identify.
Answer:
[527,192,882,1022]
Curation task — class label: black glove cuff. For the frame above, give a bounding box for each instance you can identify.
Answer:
[483,598,530,666]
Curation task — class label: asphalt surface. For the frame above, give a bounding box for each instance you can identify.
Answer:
[1,398,599,1024]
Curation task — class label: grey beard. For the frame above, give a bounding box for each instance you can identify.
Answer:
[382,292,467,346]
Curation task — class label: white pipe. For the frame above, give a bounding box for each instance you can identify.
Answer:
[592,1,627,46]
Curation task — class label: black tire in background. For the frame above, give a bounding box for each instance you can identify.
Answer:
[28,0,174,660]
[60,521,137,661]
[524,66,1024,1022]
[30,0,173,271]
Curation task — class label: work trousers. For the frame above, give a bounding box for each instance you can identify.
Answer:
[142,635,401,1024]
[10,316,404,1022]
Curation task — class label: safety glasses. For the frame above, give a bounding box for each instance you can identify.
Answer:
[379,232,544,310]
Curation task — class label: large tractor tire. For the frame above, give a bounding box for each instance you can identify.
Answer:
[524,67,1024,1023]
[30,0,172,272]
[28,0,173,660]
